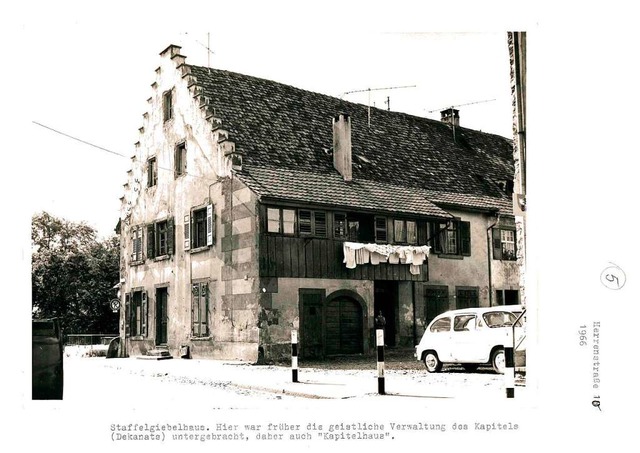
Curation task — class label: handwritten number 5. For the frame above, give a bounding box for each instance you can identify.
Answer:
[605,274,619,287]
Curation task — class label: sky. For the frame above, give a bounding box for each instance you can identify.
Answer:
[18,9,516,239]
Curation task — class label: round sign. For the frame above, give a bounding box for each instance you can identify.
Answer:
[110,299,121,311]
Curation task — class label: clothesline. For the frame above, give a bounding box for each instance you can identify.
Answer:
[343,242,431,275]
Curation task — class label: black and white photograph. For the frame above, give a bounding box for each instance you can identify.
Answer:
[7,1,637,451]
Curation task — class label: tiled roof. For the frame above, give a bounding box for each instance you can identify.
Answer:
[235,167,453,219]
[424,190,514,216]
[189,65,514,215]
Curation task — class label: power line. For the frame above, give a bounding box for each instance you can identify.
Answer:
[31,120,214,181]
[32,121,128,158]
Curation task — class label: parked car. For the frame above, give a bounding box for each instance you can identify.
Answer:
[415,305,526,374]
[32,318,64,399]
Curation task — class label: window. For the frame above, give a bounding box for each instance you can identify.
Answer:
[493,228,517,260]
[454,314,477,331]
[334,213,347,239]
[266,207,296,235]
[128,289,148,337]
[393,219,417,244]
[298,209,327,237]
[191,281,209,337]
[375,216,387,242]
[146,218,175,259]
[430,317,451,333]
[174,143,186,178]
[483,310,522,328]
[184,205,214,251]
[496,289,519,305]
[431,220,471,256]
[147,157,157,187]
[130,226,143,263]
[456,287,479,310]
[335,213,360,241]
[163,90,173,122]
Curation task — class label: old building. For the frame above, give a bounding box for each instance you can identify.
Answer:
[118,44,520,362]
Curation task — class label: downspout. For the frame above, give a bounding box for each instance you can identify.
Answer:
[412,282,417,346]
[487,211,500,307]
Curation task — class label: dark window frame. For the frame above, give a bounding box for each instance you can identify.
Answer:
[430,219,471,256]
[266,207,296,235]
[393,219,418,245]
[147,156,158,188]
[493,227,517,261]
[129,288,148,338]
[163,89,173,122]
[174,142,186,178]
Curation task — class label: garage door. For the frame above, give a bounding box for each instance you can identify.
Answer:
[325,297,363,355]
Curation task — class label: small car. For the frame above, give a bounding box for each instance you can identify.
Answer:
[32,318,64,399]
[415,305,525,374]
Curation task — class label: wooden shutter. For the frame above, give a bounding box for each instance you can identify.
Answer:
[146,224,155,259]
[206,204,214,246]
[184,214,191,250]
[191,283,198,336]
[299,210,312,235]
[141,290,148,337]
[124,293,131,338]
[314,211,327,237]
[375,216,387,242]
[460,221,471,256]
[492,228,503,260]
[167,217,175,255]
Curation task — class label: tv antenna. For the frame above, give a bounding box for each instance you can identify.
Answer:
[425,98,496,142]
[341,85,417,127]
[181,32,215,68]
[425,98,496,114]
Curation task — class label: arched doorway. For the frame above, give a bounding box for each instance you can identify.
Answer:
[325,292,364,355]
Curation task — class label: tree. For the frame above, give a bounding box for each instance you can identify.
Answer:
[32,212,120,336]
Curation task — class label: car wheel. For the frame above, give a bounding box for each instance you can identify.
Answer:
[462,364,479,373]
[424,352,442,373]
[492,349,505,374]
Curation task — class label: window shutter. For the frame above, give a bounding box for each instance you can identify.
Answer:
[206,204,214,246]
[147,224,155,259]
[314,211,327,237]
[299,210,312,235]
[184,214,191,250]
[191,283,198,336]
[167,217,175,255]
[375,216,387,242]
[460,221,471,256]
[202,283,209,337]
[492,228,503,260]
[141,290,148,337]
[124,293,131,338]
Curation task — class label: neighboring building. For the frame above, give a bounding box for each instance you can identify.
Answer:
[508,31,527,305]
[117,44,520,362]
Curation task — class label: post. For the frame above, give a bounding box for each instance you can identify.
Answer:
[291,329,298,383]
[505,330,515,398]
[376,328,385,395]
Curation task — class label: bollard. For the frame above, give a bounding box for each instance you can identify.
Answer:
[505,330,515,398]
[291,329,298,383]
[376,328,385,395]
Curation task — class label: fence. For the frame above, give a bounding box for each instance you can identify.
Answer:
[65,334,118,346]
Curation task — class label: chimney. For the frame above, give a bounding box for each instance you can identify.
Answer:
[332,113,352,181]
[440,108,460,127]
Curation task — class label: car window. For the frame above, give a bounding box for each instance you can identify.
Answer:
[483,311,523,328]
[430,317,451,333]
[453,314,476,331]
